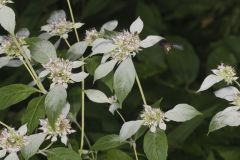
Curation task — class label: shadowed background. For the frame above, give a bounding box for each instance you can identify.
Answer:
[1,0,240,159]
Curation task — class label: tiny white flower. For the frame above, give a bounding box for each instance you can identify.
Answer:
[39,107,75,145]
[40,58,88,88]
[85,28,103,45]
[0,125,28,157]
[41,10,83,39]
[140,105,168,132]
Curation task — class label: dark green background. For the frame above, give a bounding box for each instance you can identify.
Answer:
[1,0,240,159]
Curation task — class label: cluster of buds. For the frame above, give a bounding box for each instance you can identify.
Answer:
[110,30,141,61]
[85,28,103,45]
[140,105,168,132]
[0,125,28,159]
[0,0,13,7]
[41,10,83,39]
[39,115,75,145]
[212,63,238,84]
[40,58,87,88]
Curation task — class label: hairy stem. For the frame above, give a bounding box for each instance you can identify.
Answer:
[66,0,80,42]
[116,110,126,122]
[135,73,147,105]
[80,64,85,154]
[12,35,47,94]
[0,121,11,129]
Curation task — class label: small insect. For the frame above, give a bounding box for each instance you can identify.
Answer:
[159,39,184,53]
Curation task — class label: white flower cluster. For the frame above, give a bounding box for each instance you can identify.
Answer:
[140,105,168,132]
[198,63,238,92]
[85,28,103,45]
[0,0,13,7]
[40,58,87,88]
[0,125,28,159]
[212,63,238,84]
[41,10,83,39]
[0,29,30,59]
[110,30,141,61]
[39,115,75,145]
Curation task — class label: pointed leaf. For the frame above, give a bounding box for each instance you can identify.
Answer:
[94,60,117,81]
[106,149,132,160]
[114,58,136,104]
[214,86,239,101]
[197,74,223,92]
[101,20,118,32]
[47,148,81,160]
[0,84,38,110]
[22,96,45,133]
[0,6,15,34]
[165,104,202,122]
[45,85,67,128]
[119,120,143,141]
[140,36,164,48]
[130,17,143,33]
[85,89,110,103]
[67,41,88,60]
[144,130,168,160]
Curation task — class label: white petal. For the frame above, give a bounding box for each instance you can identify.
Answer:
[72,61,85,68]
[197,74,223,92]
[130,17,143,34]
[0,149,6,158]
[101,54,111,63]
[18,124,28,135]
[61,136,68,145]
[70,72,89,82]
[4,153,19,160]
[39,70,50,78]
[0,56,10,68]
[140,36,164,48]
[159,121,166,131]
[214,86,239,101]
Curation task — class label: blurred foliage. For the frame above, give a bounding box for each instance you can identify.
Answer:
[1,0,240,159]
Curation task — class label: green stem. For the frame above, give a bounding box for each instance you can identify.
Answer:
[234,80,240,89]
[12,35,47,94]
[66,0,80,42]
[116,110,126,122]
[80,64,85,155]
[135,73,147,105]
[64,38,71,48]
[0,121,11,129]
[133,144,139,160]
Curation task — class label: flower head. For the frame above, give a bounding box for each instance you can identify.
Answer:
[212,63,238,84]
[41,10,83,39]
[39,112,75,145]
[85,28,102,45]
[140,105,167,132]
[40,58,87,88]
[110,30,141,61]
[0,124,28,156]
[0,0,13,7]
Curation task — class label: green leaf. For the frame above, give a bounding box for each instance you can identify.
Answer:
[47,147,81,160]
[165,104,202,122]
[119,120,143,141]
[92,134,124,151]
[22,96,45,133]
[29,39,57,64]
[85,89,110,103]
[144,130,168,160]
[94,60,117,82]
[0,6,15,34]
[45,85,67,128]
[106,149,132,160]
[215,147,240,160]
[67,41,88,60]
[21,133,46,160]
[0,84,38,110]
[209,106,240,133]
[114,58,136,104]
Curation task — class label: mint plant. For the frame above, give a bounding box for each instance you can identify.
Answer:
[0,1,202,160]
